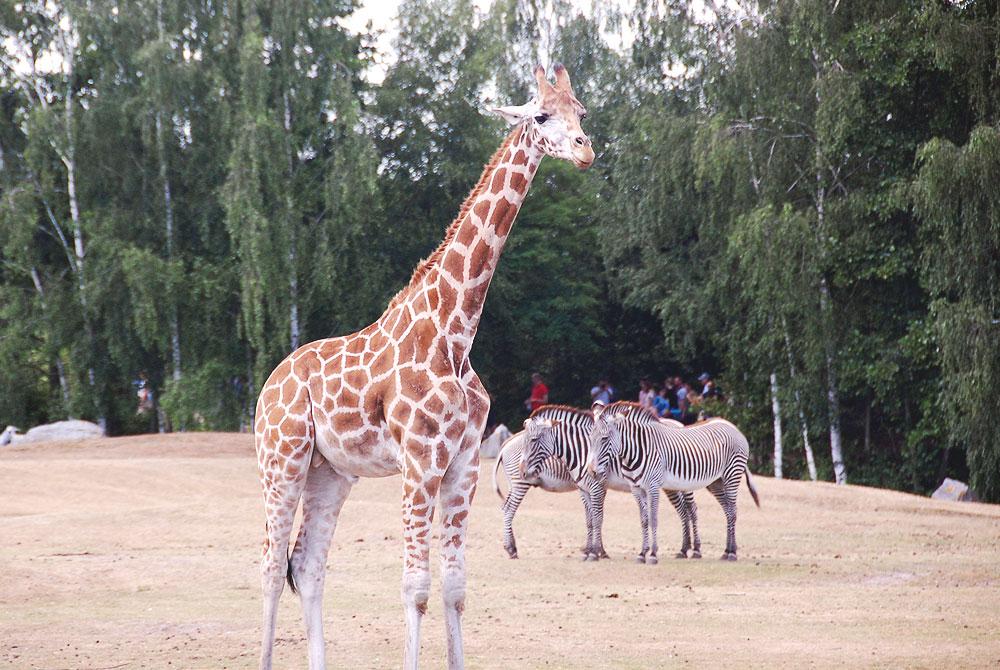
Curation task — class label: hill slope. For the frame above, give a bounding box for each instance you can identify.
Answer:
[1,433,998,668]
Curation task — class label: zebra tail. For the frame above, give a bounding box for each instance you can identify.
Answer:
[493,450,506,502]
[745,467,761,508]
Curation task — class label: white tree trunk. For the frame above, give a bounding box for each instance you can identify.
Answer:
[62,45,105,431]
[819,277,847,484]
[30,266,73,417]
[156,0,181,385]
[814,57,846,485]
[770,371,783,479]
[782,321,818,481]
[283,91,300,352]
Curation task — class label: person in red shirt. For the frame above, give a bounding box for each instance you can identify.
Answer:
[525,372,549,412]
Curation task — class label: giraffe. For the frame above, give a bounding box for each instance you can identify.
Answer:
[254,64,594,670]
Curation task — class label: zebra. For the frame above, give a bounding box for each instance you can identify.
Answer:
[492,416,600,560]
[509,404,700,561]
[587,401,760,562]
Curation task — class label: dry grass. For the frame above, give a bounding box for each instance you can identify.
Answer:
[1,432,999,669]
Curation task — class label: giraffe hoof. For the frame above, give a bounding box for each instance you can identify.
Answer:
[691,550,702,559]
[635,555,646,564]
[647,555,658,565]
[675,551,688,559]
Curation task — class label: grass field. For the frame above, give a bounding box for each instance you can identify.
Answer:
[1,432,999,669]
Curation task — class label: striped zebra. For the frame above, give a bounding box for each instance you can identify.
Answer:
[506,404,699,561]
[492,419,599,560]
[588,401,760,562]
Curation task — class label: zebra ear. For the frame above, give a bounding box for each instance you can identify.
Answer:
[591,401,606,420]
[523,418,534,431]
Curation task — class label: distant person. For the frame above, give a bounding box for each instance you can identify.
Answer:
[663,376,679,409]
[699,372,722,400]
[677,379,696,424]
[651,387,671,417]
[638,378,655,408]
[525,372,549,412]
[591,378,614,405]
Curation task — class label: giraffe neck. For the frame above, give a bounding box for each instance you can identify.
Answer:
[430,125,544,343]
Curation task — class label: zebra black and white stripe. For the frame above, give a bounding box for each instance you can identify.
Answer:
[498,404,698,561]
[588,401,760,562]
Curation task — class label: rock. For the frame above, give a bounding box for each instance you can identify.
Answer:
[479,424,512,459]
[931,478,977,502]
[0,425,21,446]
[1,420,104,446]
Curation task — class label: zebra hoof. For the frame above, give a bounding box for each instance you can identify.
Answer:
[584,553,599,562]
[675,551,688,559]
[691,550,702,559]
[647,556,659,565]
[720,552,737,561]
[598,550,610,560]
[635,555,646,564]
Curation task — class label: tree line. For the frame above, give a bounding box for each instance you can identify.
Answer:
[1,0,998,501]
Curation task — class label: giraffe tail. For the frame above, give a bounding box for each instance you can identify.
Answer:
[493,449,506,503]
[286,550,297,594]
[745,467,761,508]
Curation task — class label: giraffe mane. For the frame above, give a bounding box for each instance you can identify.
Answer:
[386,126,523,310]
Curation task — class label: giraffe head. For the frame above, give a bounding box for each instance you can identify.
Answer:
[519,417,560,480]
[587,402,622,477]
[491,64,594,169]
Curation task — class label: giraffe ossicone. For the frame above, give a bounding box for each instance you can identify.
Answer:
[254,64,593,670]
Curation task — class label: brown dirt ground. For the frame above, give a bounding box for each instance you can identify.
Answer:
[1,432,999,669]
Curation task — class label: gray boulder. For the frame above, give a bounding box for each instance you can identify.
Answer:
[931,478,977,502]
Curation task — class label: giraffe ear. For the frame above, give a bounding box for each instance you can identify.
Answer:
[490,101,536,126]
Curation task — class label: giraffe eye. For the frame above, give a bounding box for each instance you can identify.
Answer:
[534,114,549,124]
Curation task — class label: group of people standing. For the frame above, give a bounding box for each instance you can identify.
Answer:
[637,373,720,424]
[523,371,722,425]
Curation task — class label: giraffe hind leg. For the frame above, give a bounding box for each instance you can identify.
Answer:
[257,428,313,670]
[290,456,354,670]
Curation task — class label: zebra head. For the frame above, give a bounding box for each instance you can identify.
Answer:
[587,403,623,477]
[519,417,560,480]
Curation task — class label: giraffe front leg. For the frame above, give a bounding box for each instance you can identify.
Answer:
[439,444,479,670]
[401,452,441,670]
[289,461,354,670]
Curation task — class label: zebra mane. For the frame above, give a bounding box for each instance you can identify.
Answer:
[529,404,594,427]
[602,401,659,423]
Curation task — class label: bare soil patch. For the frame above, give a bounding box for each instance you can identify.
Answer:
[2,433,999,668]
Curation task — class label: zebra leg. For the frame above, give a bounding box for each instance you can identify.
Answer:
[646,487,661,565]
[708,478,738,561]
[502,480,532,559]
[578,488,597,561]
[665,491,689,559]
[590,482,610,560]
[631,487,650,563]
[686,492,702,559]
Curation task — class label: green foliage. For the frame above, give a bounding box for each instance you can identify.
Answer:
[0,0,997,501]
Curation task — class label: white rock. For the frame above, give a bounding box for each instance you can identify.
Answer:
[479,424,512,459]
